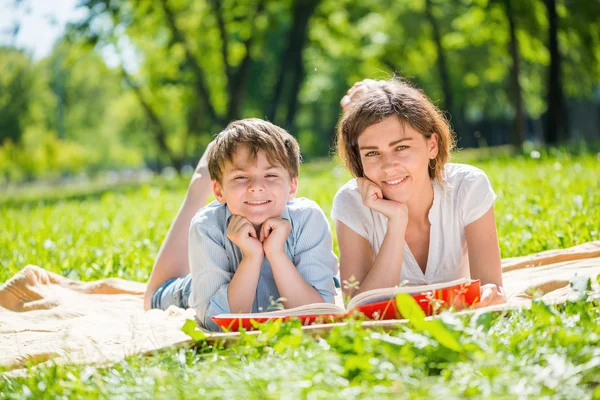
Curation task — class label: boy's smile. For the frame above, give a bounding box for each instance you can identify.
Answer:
[213,145,298,231]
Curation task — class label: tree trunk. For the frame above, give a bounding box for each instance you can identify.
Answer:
[269,0,320,128]
[424,0,456,131]
[543,0,568,144]
[161,1,221,126]
[222,0,267,122]
[122,69,182,169]
[504,0,525,148]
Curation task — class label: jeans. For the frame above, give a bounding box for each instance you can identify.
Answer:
[150,274,193,310]
[150,274,340,310]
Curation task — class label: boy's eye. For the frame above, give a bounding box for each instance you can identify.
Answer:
[265,174,278,178]
[234,176,248,180]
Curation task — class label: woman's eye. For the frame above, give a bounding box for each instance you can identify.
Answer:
[396,145,408,151]
[364,151,378,157]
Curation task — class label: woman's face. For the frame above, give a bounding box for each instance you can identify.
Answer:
[357,116,438,203]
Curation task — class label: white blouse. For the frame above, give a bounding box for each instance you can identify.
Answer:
[331,163,497,285]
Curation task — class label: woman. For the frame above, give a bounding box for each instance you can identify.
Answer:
[333,77,504,307]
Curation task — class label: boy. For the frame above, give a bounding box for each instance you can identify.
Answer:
[188,118,337,331]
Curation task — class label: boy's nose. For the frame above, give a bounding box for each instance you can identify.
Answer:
[248,178,265,192]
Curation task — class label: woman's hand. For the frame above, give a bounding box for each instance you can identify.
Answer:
[474,283,505,309]
[357,177,408,224]
[340,79,380,112]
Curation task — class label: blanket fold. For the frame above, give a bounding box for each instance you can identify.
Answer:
[1,241,599,371]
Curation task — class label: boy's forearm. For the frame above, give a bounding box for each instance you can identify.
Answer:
[267,253,325,309]
[227,255,263,313]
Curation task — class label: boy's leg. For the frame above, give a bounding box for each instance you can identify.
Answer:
[150,274,193,310]
[143,142,214,310]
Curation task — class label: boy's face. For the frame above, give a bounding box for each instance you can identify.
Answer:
[213,145,298,230]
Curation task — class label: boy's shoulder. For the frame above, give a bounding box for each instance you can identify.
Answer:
[191,200,228,231]
[286,197,323,215]
[286,197,328,225]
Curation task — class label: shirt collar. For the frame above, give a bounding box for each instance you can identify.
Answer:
[427,180,442,224]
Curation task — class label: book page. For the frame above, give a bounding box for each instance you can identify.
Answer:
[347,277,471,310]
[215,302,346,319]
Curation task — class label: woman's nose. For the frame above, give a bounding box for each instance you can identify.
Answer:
[381,154,399,173]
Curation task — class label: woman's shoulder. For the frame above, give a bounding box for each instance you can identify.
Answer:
[333,178,360,202]
[440,163,496,224]
[443,163,489,184]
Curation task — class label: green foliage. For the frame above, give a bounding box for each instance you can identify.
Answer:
[1,0,600,181]
[0,153,599,397]
[1,293,599,397]
[1,152,598,283]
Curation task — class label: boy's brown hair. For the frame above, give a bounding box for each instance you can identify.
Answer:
[337,77,455,182]
[207,118,301,183]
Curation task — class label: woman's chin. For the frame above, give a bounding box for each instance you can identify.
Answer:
[383,191,410,204]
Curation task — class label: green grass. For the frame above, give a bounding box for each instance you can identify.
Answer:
[1,150,599,398]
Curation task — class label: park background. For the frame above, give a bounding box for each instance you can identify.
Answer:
[0,0,598,184]
[1,0,599,397]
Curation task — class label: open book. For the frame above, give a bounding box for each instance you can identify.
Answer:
[212,278,480,331]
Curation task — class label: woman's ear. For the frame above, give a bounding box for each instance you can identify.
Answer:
[428,133,440,159]
[288,177,299,201]
[213,180,226,204]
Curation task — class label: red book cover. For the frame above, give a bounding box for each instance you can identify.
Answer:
[212,278,481,331]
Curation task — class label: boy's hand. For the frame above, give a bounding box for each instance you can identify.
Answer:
[227,215,264,260]
[260,217,292,258]
[357,177,408,225]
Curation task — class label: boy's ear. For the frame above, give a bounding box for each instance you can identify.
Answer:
[428,133,439,159]
[288,177,299,201]
[213,180,226,204]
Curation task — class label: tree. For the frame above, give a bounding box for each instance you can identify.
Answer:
[543,0,568,144]
[503,0,526,147]
[69,0,327,168]
[0,48,37,144]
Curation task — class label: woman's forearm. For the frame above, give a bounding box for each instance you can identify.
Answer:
[354,221,407,295]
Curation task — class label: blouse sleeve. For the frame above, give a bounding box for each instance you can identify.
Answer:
[458,167,497,226]
[331,180,372,240]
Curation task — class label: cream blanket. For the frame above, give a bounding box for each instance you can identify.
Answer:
[1,241,599,371]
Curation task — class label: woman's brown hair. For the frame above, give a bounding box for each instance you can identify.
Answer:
[336,77,455,182]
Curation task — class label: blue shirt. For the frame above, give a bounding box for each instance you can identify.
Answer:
[189,197,338,331]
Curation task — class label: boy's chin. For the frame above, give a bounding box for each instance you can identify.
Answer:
[243,210,284,226]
